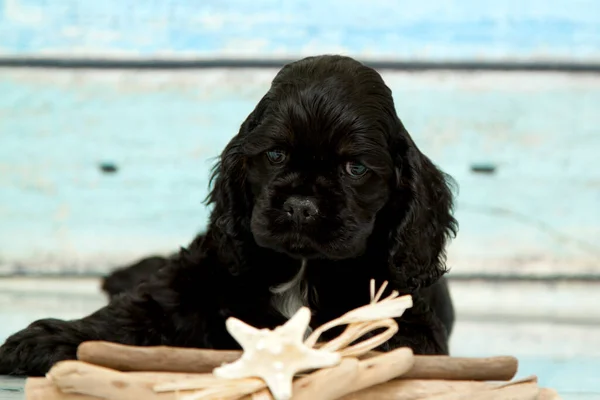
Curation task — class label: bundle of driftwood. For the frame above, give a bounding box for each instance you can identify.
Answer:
[26,342,560,400]
[25,281,562,400]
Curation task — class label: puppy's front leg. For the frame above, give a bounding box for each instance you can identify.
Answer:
[0,258,219,376]
[0,292,166,376]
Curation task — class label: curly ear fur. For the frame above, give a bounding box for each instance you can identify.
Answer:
[206,136,250,239]
[204,96,271,272]
[387,127,458,292]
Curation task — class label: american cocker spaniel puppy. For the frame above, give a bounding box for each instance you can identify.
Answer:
[0,55,458,376]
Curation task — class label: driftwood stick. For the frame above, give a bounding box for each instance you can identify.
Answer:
[248,392,275,400]
[402,355,518,381]
[77,341,517,381]
[243,358,361,400]
[53,364,213,386]
[124,371,214,381]
[495,375,538,388]
[50,360,269,400]
[25,378,99,400]
[46,360,189,400]
[348,347,415,393]
[339,379,495,400]
[419,382,540,400]
[288,347,414,400]
[77,341,240,373]
[340,376,538,400]
[289,358,360,400]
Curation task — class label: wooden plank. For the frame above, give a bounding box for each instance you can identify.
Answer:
[449,281,600,324]
[0,69,598,276]
[3,278,600,327]
[0,376,23,399]
[0,0,598,62]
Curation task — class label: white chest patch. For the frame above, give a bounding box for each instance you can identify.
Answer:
[269,259,315,337]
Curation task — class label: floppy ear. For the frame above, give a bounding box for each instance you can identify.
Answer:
[205,96,270,257]
[206,135,251,238]
[387,131,458,292]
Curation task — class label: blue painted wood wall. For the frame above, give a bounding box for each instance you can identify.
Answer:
[1,0,599,62]
[0,0,599,276]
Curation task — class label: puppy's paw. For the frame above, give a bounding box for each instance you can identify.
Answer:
[0,319,78,376]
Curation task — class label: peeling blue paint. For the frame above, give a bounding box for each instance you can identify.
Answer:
[0,0,599,61]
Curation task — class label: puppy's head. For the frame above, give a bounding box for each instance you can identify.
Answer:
[208,55,457,289]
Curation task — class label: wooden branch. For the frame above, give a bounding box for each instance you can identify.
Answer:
[247,392,275,400]
[25,378,99,400]
[340,375,540,400]
[48,359,270,400]
[77,341,517,381]
[77,341,240,373]
[339,379,495,400]
[287,347,415,400]
[418,382,540,400]
[45,360,190,400]
[348,347,415,393]
[241,358,364,400]
[495,375,538,388]
[402,355,518,381]
[290,358,360,400]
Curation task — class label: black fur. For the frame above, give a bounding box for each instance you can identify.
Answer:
[101,255,173,300]
[0,55,458,376]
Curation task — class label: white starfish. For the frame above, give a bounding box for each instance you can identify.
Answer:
[213,307,341,400]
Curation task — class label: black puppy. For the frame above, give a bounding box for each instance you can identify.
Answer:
[0,55,457,376]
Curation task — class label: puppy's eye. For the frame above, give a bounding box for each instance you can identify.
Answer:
[266,149,287,164]
[345,161,369,177]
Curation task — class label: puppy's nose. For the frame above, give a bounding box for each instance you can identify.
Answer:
[283,196,318,223]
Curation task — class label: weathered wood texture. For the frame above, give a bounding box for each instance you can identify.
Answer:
[0,69,598,276]
[0,0,598,62]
